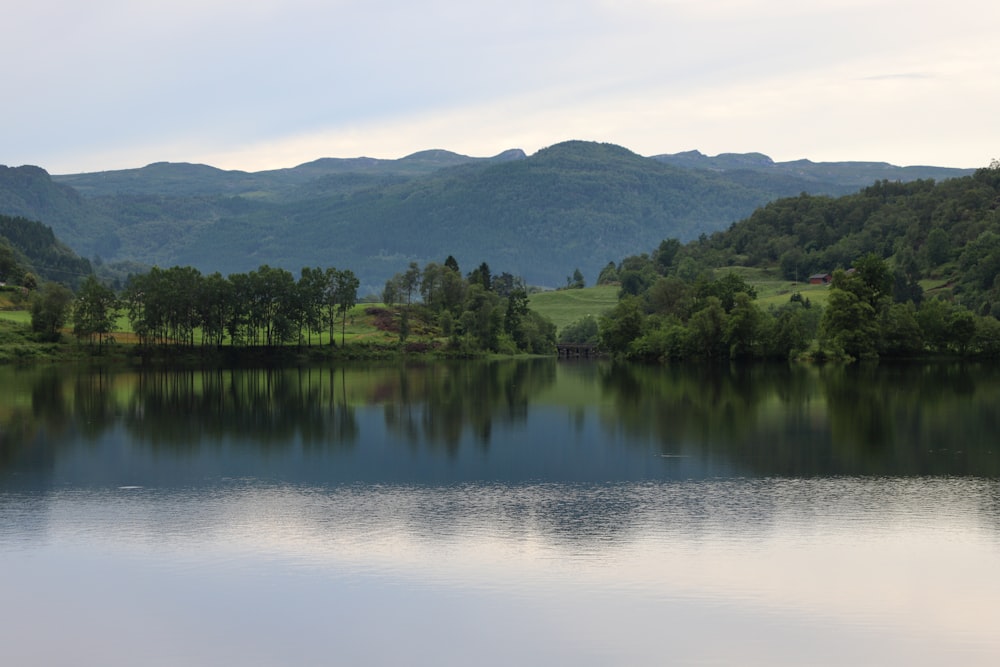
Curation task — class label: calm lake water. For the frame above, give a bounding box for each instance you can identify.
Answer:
[2,360,999,666]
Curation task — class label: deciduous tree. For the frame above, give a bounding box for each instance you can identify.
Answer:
[30,281,73,341]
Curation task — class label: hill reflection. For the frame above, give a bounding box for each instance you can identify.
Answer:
[595,362,1000,476]
[1,360,998,484]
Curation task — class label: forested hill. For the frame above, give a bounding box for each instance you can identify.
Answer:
[653,150,973,188]
[0,214,93,289]
[53,148,529,199]
[0,142,975,291]
[692,163,1000,314]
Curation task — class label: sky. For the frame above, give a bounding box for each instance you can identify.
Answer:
[4,0,998,174]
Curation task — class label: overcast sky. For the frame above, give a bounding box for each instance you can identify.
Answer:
[5,0,998,174]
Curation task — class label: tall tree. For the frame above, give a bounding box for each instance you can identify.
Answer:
[654,238,682,274]
[467,261,492,291]
[297,267,327,346]
[332,269,360,347]
[30,281,74,341]
[73,275,119,347]
[504,287,530,348]
[565,268,585,289]
[821,275,878,359]
[852,253,893,310]
[401,262,421,307]
[199,272,233,347]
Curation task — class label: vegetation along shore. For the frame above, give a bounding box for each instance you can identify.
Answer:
[1,156,999,364]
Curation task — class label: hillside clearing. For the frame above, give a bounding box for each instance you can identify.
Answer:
[529,285,619,332]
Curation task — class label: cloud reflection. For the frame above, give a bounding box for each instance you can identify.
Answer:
[7,476,998,664]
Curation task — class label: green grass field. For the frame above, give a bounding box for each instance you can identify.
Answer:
[529,285,619,332]
[0,310,31,325]
[529,272,833,334]
[718,266,832,309]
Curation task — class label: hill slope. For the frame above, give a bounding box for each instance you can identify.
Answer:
[54,148,528,199]
[0,142,976,292]
[0,213,93,289]
[653,150,972,188]
[693,165,1000,314]
[170,141,813,289]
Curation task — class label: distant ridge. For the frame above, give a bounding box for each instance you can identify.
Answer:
[0,141,978,290]
[652,150,972,187]
[55,148,528,198]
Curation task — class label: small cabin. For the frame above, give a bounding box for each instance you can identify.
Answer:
[808,273,832,285]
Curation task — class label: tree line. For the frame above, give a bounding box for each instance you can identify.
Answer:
[571,243,1000,362]
[28,255,557,355]
[30,264,359,348]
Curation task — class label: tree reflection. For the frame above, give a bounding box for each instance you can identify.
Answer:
[124,367,359,451]
[0,368,72,478]
[73,368,120,440]
[596,361,1000,477]
[381,359,556,454]
[1,360,999,481]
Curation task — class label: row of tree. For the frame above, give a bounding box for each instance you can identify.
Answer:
[31,264,360,348]
[29,256,558,355]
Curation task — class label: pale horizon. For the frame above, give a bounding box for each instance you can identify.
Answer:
[26,140,984,177]
[5,1,997,175]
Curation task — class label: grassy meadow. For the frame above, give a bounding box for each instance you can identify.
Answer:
[527,270,833,335]
[528,284,619,332]
[717,266,832,310]
[0,310,31,325]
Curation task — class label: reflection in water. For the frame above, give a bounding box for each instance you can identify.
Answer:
[2,477,999,666]
[2,360,1000,481]
[596,362,1000,476]
[2,360,1000,665]
[125,367,360,451]
[381,360,554,454]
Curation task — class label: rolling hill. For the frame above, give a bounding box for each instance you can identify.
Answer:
[0,142,975,293]
[0,213,93,289]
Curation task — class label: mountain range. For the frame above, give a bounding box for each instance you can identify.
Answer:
[0,141,974,291]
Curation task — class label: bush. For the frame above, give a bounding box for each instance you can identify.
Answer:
[558,314,599,344]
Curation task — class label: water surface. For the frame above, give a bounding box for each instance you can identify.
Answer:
[2,361,998,665]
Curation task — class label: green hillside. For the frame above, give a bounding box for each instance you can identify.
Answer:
[0,142,976,293]
[653,150,972,188]
[0,214,93,289]
[528,285,619,332]
[54,148,528,199]
[581,162,1000,362]
[692,164,1000,315]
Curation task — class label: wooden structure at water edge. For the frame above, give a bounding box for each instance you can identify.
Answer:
[556,343,600,359]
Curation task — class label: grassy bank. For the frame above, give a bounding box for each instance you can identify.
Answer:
[0,304,477,365]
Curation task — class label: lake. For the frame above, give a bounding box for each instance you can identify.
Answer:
[2,360,999,666]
